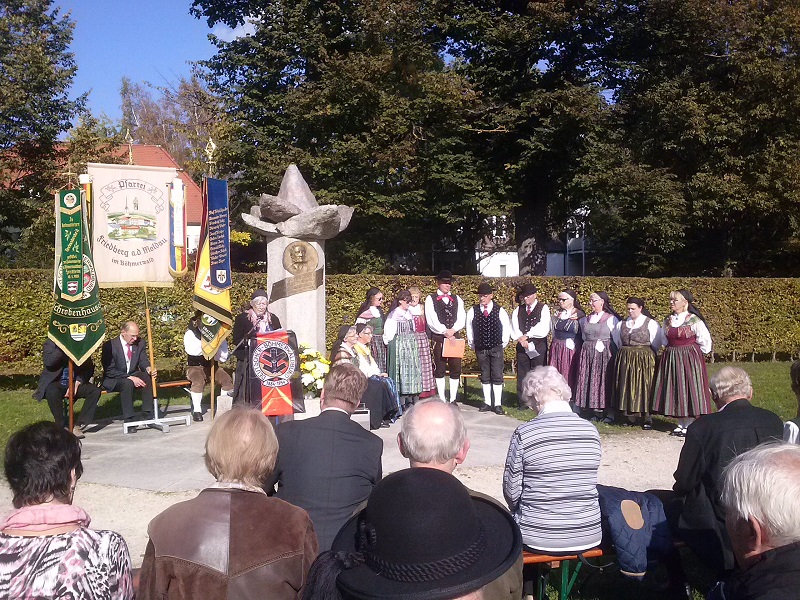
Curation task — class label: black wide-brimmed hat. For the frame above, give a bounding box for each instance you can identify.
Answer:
[476,282,493,295]
[519,283,538,297]
[332,468,521,600]
[436,270,453,283]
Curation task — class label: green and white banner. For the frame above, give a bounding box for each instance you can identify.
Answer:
[48,189,106,365]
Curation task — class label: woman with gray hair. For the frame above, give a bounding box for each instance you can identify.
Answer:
[503,366,602,552]
[138,405,318,600]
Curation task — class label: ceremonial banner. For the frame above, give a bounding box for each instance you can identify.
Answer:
[248,330,305,416]
[192,178,233,359]
[168,177,188,278]
[48,189,106,365]
[206,178,232,290]
[87,162,177,287]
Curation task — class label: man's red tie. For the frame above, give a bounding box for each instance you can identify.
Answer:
[483,307,488,317]
[527,306,532,315]
[127,344,133,361]
[437,294,451,302]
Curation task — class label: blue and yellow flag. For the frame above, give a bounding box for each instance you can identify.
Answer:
[192,178,233,359]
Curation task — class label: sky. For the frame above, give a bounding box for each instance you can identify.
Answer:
[55,0,250,122]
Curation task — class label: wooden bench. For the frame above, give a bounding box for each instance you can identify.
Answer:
[98,379,192,394]
[522,548,608,600]
[460,372,516,386]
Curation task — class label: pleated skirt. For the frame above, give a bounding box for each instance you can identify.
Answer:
[370,335,387,373]
[613,345,655,416]
[574,344,612,410]
[388,333,422,396]
[651,344,712,417]
[549,338,580,392]
[414,331,436,394]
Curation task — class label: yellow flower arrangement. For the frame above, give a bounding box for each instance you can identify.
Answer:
[298,344,330,395]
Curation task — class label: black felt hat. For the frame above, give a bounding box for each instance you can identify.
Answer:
[519,283,538,297]
[332,468,521,600]
[476,282,493,295]
[436,270,453,283]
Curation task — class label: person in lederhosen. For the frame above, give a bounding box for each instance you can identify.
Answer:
[424,271,466,404]
[466,282,511,415]
[510,283,551,409]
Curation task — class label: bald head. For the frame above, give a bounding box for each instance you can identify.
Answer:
[397,399,469,472]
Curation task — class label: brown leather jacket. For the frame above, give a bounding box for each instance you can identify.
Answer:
[138,487,318,600]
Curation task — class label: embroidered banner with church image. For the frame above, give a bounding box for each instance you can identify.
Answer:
[87,163,177,287]
[248,330,305,416]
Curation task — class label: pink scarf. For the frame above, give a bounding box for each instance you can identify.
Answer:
[0,504,91,533]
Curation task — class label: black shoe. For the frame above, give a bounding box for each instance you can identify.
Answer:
[479,404,491,412]
[601,416,615,424]
[140,412,154,422]
[642,422,653,430]
[123,417,138,433]
[493,405,505,415]
[380,420,391,428]
[192,412,203,422]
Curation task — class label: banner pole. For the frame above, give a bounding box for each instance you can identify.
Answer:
[210,362,216,419]
[68,360,75,431]
[144,286,158,407]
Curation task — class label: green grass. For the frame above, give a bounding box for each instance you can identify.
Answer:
[461,361,798,429]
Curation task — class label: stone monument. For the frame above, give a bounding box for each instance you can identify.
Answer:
[242,165,353,354]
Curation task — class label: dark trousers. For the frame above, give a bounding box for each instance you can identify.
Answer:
[476,346,505,385]
[516,338,548,407]
[233,360,248,405]
[44,382,101,428]
[431,335,462,379]
[103,371,154,419]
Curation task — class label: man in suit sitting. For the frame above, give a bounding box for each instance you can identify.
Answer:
[264,362,383,552]
[671,366,784,575]
[33,339,101,439]
[101,321,157,432]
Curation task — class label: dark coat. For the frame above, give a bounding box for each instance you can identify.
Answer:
[232,311,282,360]
[139,487,318,600]
[597,485,674,580]
[707,541,800,600]
[34,340,96,401]
[101,336,151,384]
[673,399,784,571]
[264,409,383,552]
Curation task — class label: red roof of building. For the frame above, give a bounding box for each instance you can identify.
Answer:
[112,145,202,226]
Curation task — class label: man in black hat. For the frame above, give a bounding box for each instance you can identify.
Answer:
[510,283,551,409]
[424,270,466,403]
[231,289,282,405]
[304,467,522,600]
[466,282,511,415]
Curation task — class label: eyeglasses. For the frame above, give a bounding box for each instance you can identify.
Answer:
[590,298,603,303]
[557,297,570,302]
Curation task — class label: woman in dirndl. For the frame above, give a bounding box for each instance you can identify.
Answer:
[408,286,436,398]
[611,297,662,429]
[549,290,585,400]
[383,289,422,409]
[574,292,620,422]
[355,288,387,373]
[651,289,713,437]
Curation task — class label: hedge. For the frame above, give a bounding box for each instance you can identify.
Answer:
[2,270,799,370]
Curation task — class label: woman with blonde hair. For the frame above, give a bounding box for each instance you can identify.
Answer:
[651,289,713,437]
[139,406,318,599]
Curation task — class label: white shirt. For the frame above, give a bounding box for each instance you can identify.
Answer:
[657,311,713,354]
[424,289,466,335]
[537,399,574,415]
[119,334,133,373]
[554,309,580,351]
[583,312,618,352]
[611,314,661,352]
[383,307,415,343]
[465,301,511,349]
[510,301,551,340]
[355,306,381,324]
[183,330,230,362]
[354,342,380,378]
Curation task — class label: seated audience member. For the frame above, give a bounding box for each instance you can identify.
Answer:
[707,443,800,600]
[33,339,101,438]
[101,320,157,430]
[670,366,783,574]
[0,422,133,598]
[302,468,522,600]
[331,326,358,366]
[503,365,602,553]
[398,399,523,600]
[264,362,383,551]
[354,324,398,429]
[139,406,318,599]
[784,360,800,443]
[184,311,234,422]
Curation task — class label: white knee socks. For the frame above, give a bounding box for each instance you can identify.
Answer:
[449,378,460,403]
[482,383,492,406]
[492,384,504,407]
[191,392,203,413]
[436,378,446,400]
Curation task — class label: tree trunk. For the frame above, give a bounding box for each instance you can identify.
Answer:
[514,201,549,276]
